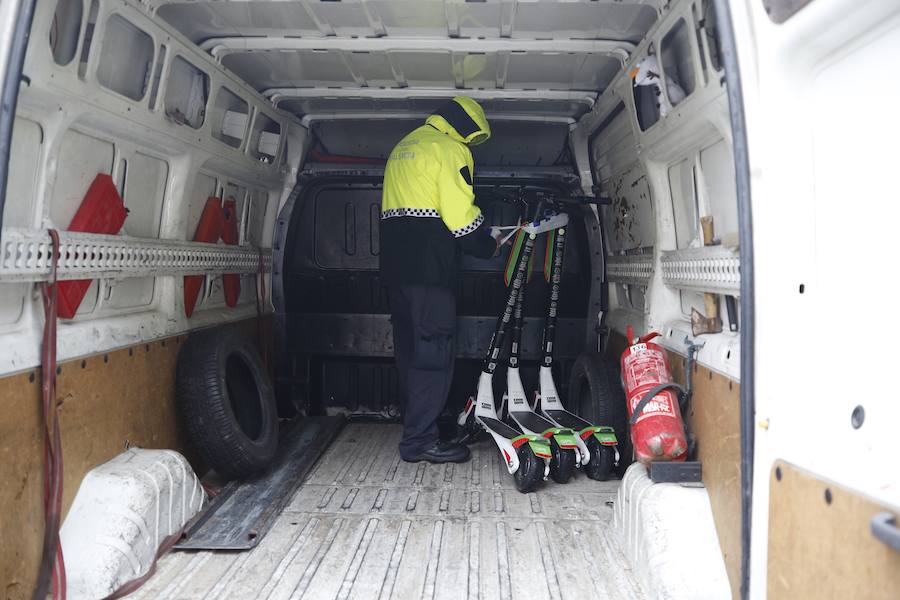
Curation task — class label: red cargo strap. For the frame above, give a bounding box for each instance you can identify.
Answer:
[105,526,186,599]
[35,229,66,600]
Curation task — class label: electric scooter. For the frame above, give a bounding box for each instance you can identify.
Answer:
[457,222,552,493]
[532,223,619,481]
[500,225,584,484]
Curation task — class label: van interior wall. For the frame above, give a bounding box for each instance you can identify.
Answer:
[0,317,273,599]
[583,0,741,594]
[1,0,295,595]
[278,175,593,418]
[1,0,296,374]
[607,332,741,597]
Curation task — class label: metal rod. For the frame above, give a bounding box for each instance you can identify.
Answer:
[203,36,635,62]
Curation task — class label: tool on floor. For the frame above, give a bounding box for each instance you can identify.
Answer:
[499,226,584,484]
[691,215,724,336]
[532,225,619,481]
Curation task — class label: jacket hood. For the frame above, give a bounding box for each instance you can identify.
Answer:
[425,97,491,146]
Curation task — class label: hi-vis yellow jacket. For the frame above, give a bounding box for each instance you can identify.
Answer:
[380,97,497,288]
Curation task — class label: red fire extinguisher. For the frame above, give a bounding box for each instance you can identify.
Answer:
[621,326,688,463]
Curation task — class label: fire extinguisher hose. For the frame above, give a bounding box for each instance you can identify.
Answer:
[629,382,686,426]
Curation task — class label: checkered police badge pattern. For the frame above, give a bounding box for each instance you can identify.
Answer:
[450,213,484,238]
[381,208,441,219]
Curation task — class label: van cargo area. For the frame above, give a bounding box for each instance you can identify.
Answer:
[2,0,899,599]
[132,423,650,600]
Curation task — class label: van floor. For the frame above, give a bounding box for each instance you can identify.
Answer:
[129,423,647,600]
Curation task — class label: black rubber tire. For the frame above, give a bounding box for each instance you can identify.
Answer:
[584,436,616,481]
[176,327,278,479]
[569,352,632,476]
[549,437,576,484]
[513,445,544,493]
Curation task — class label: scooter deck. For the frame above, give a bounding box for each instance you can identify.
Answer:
[543,408,592,431]
[479,416,524,439]
[509,410,558,435]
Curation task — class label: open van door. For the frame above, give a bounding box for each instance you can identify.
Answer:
[727,0,900,596]
[0,0,37,232]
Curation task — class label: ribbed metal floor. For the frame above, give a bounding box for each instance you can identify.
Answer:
[129,423,646,600]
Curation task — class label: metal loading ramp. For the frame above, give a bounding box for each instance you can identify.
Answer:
[128,423,647,600]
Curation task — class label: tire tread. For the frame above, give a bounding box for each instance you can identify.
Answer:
[176,328,278,479]
[569,352,632,476]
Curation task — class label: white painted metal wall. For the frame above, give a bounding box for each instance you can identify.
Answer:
[725,0,900,595]
[0,0,308,375]
[571,0,741,380]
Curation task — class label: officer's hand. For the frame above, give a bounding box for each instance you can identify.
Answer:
[489,226,513,257]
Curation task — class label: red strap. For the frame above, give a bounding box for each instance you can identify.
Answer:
[104,526,186,599]
[36,229,66,600]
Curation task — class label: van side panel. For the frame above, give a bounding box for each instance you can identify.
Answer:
[607,332,741,597]
[0,318,270,598]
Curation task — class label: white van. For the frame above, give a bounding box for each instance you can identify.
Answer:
[1,0,897,598]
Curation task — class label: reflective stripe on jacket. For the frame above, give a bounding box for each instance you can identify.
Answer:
[380,97,496,288]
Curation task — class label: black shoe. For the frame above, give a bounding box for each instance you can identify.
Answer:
[402,440,471,464]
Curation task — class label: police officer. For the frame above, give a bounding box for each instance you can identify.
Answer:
[380,97,500,463]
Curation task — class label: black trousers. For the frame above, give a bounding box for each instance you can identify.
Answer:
[388,285,456,459]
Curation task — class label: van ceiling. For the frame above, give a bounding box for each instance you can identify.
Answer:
[311,119,570,166]
[155,0,661,126]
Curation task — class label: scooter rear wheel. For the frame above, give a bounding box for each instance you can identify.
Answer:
[585,437,616,481]
[549,438,576,484]
[513,445,544,493]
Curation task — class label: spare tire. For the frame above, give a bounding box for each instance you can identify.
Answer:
[568,352,632,476]
[176,327,278,479]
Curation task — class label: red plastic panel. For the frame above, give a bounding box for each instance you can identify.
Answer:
[58,174,128,319]
[184,197,224,317]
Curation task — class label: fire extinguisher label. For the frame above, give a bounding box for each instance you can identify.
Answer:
[629,393,675,423]
[624,346,672,390]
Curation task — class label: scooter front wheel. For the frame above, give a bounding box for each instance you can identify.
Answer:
[513,445,545,493]
[549,438,576,484]
[584,437,616,481]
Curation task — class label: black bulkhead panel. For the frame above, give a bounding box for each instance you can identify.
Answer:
[281,178,591,416]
